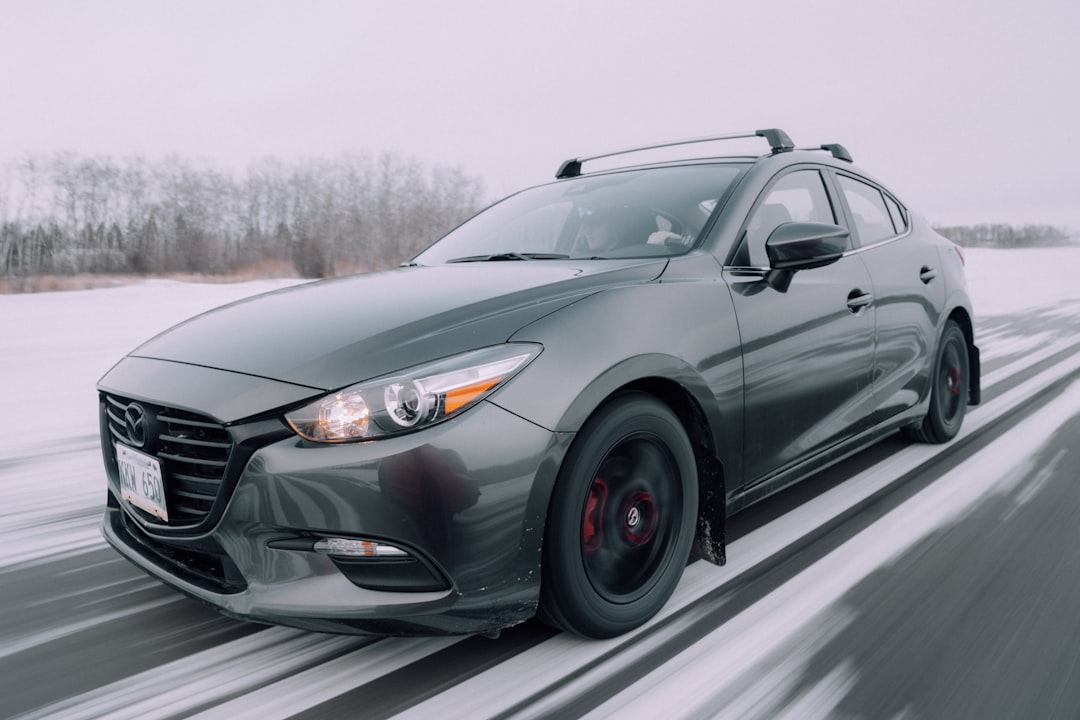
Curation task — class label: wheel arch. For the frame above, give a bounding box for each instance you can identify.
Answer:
[946,305,981,405]
[548,366,730,568]
[620,377,728,566]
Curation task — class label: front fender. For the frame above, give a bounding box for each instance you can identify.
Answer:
[495,280,742,457]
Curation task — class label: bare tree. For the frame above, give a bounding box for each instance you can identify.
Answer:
[935,223,1074,248]
[0,151,485,279]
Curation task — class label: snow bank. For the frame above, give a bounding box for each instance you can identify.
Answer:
[0,279,306,454]
[963,246,1080,316]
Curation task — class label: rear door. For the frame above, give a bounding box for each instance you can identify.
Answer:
[726,167,877,495]
[831,172,944,424]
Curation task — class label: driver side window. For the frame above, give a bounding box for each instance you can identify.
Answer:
[743,170,835,267]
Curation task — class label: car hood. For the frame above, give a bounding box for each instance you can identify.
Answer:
[128,260,665,391]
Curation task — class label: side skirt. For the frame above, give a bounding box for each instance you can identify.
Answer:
[728,411,923,514]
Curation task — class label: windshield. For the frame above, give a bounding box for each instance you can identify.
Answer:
[413,164,746,264]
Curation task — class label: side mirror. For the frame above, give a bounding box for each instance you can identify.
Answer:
[765,222,850,271]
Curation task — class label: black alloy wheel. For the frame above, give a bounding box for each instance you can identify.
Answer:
[539,392,698,638]
[906,319,970,444]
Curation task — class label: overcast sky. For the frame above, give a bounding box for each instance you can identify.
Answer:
[2,0,1078,229]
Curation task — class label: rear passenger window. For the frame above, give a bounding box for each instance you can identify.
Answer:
[838,175,895,244]
[883,193,908,234]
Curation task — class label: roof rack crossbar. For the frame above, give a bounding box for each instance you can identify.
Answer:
[819,143,853,162]
[790,144,854,162]
[556,128,794,179]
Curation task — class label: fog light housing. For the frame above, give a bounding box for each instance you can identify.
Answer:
[319,537,450,592]
[270,534,451,591]
[313,537,409,558]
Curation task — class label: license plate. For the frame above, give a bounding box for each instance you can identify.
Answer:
[116,443,169,521]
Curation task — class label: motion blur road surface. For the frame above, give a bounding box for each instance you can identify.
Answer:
[3,264,1080,719]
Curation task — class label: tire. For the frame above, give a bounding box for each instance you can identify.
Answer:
[539,392,698,638]
[905,320,969,444]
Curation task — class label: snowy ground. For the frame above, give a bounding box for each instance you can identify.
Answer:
[0,277,306,454]
[962,246,1080,316]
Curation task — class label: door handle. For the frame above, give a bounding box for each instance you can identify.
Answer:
[920,266,937,284]
[846,289,873,314]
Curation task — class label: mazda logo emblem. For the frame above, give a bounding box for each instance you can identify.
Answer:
[124,403,149,448]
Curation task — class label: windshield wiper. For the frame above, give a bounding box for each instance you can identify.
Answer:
[446,252,570,263]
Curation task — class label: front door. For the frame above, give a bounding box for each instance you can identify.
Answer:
[726,168,877,493]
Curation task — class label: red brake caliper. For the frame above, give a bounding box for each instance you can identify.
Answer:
[583,477,608,553]
[947,367,961,396]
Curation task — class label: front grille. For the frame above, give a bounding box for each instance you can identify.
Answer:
[104,394,234,526]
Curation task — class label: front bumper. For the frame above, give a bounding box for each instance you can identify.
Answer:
[102,400,570,636]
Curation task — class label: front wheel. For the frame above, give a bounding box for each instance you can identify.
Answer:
[905,320,970,443]
[539,393,698,638]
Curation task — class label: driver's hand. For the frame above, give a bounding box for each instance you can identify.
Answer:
[647,230,681,245]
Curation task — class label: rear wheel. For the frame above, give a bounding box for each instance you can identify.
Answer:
[539,393,697,638]
[905,320,969,443]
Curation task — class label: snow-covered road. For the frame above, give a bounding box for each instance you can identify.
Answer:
[2,247,1080,719]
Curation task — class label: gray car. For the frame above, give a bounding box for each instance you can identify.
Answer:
[98,129,980,638]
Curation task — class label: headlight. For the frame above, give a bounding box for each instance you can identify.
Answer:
[285,343,542,443]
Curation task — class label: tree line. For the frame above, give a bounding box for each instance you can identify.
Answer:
[3,153,1072,282]
[933,222,1074,248]
[0,152,486,278]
